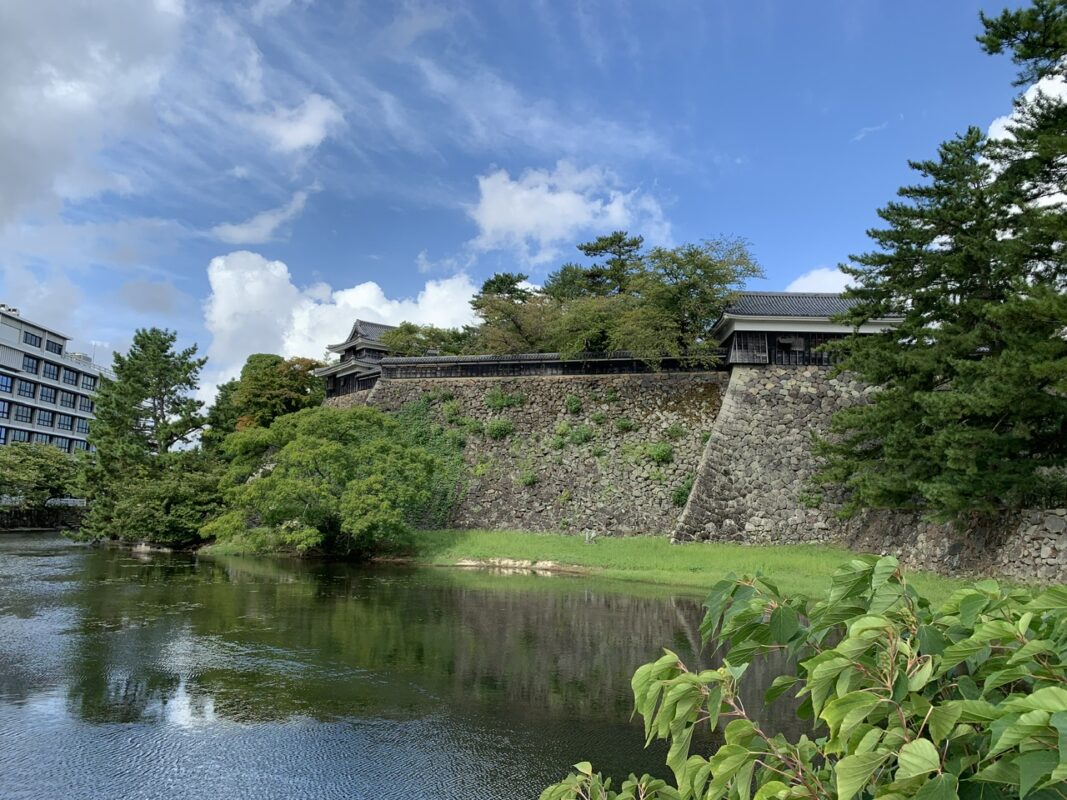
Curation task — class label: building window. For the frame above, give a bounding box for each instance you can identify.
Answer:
[59,392,75,409]
[37,410,53,427]
[42,362,59,380]
[78,396,93,413]
[17,380,34,398]
[46,340,63,355]
[22,355,39,374]
[75,418,90,435]
[10,429,29,443]
[40,386,56,404]
[0,375,11,393]
[23,331,41,347]
[52,436,69,451]
[73,439,88,451]
[56,414,73,431]
[33,432,49,445]
[62,369,78,386]
[81,375,97,391]
[13,405,32,423]
[0,401,8,419]
[0,428,7,445]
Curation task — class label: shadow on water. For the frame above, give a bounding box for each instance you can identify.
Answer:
[0,532,808,800]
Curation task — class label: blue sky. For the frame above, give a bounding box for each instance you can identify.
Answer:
[0,0,1027,392]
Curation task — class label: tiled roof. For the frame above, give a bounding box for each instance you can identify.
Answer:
[328,319,397,350]
[723,291,860,318]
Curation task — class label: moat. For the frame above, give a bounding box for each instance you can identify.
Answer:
[0,533,800,799]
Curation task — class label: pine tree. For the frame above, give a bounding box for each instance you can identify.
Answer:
[818,1,1067,519]
[78,328,215,543]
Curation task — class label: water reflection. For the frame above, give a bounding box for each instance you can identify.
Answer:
[0,533,803,800]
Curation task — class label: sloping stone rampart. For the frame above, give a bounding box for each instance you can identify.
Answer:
[672,366,865,544]
[673,364,1067,583]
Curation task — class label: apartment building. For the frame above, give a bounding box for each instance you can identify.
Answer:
[0,305,108,453]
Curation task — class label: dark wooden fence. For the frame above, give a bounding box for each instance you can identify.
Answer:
[0,506,85,530]
[378,351,728,381]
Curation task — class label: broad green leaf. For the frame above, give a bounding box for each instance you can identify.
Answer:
[1008,640,1054,665]
[982,666,1031,694]
[753,781,788,800]
[928,704,963,744]
[765,675,800,705]
[872,556,899,588]
[835,752,890,800]
[989,710,1050,756]
[897,738,942,780]
[822,692,883,740]
[1003,687,1067,713]
[1026,586,1067,612]
[770,605,800,644]
[1016,751,1057,798]
[909,658,935,692]
[914,773,959,800]
[959,593,988,627]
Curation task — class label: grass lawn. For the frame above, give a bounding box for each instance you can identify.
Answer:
[405,529,969,604]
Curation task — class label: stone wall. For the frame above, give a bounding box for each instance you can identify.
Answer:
[673,365,866,544]
[673,364,1066,583]
[366,372,729,534]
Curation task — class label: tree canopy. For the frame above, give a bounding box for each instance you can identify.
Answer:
[203,353,324,448]
[203,405,439,556]
[0,442,79,510]
[77,328,219,545]
[816,1,1067,519]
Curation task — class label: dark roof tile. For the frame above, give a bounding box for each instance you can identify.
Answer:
[724,291,859,318]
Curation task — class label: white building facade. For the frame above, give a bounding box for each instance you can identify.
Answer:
[0,305,108,453]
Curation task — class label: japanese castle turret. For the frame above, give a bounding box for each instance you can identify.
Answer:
[712,291,900,365]
[315,319,396,399]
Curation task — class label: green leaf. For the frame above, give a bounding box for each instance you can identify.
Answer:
[914,773,959,800]
[1026,586,1067,612]
[1017,751,1057,798]
[765,675,800,705]
[989,710,1050,757]
[1008,640,1054,665]
[897,738,942,780]
[959,593,988,627]
[929,704,963,744]
[1004,687,1067,713]
[753,781,788,800]
[769,606,800,644]
[835,752,890,800]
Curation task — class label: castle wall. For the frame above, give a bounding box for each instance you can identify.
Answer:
[366,372,728,534]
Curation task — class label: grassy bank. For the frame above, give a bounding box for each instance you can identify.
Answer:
[405,529,967,603]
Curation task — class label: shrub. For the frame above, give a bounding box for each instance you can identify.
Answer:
[604,388,620,403]
[671,473,694,507]
[555,421,572,437]
[472,460,491,477]
[591,445,606,458]
[459,416,484,436]
[648,469,666,483]
[516,469,538,487]
[543,556,1067,800]
[700,430,712,444]
[565,394,583,414]
[486,418,515,440]
[569,425,594,445]
[557,489,572,504]
[485,387,523,410]
[440,399,462,423]
[591,411,607,425]
[645,442,673,464]
[616,418,636,433]
[664,423,685,441]
[549,434,568,450]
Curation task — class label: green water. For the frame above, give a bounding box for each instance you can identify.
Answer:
[0,532,801,799]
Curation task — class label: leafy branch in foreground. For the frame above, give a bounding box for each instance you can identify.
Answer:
[542,556,1067,800]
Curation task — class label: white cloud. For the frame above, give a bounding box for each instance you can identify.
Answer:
[412,57,666,161]
[249,0,310,23]
[852,122,887,142]
[466,160,671,266]
[0,0,183,222]
[785,266,851,293]
[247,93,344,153]
[201,250,478,397]
[988,74,1067,140]
[210,186,317,244]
